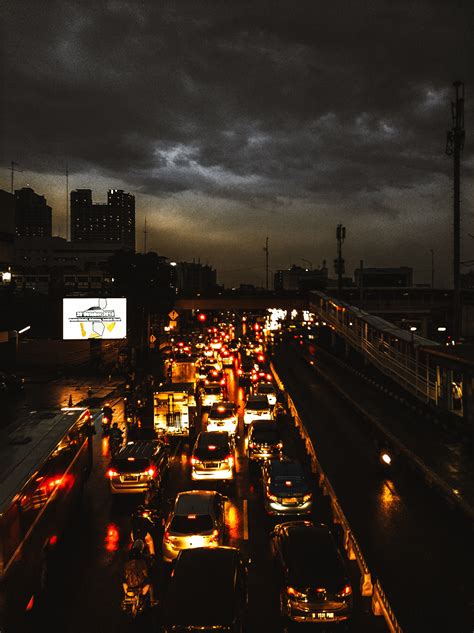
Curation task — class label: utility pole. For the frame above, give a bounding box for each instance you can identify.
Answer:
[144,217,148,253]
[446,81,465,340]
[334,224,346,295]
[263,237,269,290]
[65,165,69,240]
[10,161,20,194]
[430,249,434,288]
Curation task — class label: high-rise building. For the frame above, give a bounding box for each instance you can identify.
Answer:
[70,188,135,250]
[14,187,52,238]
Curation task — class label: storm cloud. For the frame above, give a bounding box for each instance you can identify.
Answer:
[1,0,472,285]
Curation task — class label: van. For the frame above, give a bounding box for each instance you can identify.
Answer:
[162,546,248,632]
[107,440,169,494]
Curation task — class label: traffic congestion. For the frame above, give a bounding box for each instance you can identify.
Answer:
[0,314,392,633]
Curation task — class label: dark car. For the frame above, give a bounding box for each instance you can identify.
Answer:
[107,440,169,494]
[262,458,313,516]
[205,368,226,387]
[162,546,248,633]
[271,521,353,626]
[191,431,235,484]
[0,372,25,394]
[247,420,283,462]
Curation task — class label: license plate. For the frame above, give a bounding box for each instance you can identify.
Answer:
[316,612,334,619]
[205,462,218,468]
[123,475,138,481]
[282,497,298,504]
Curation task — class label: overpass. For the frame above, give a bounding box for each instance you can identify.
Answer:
[173,291,471,428]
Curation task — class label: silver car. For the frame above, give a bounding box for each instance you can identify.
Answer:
[162,490,227,562]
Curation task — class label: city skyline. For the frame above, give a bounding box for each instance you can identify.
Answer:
[1,1,472,287]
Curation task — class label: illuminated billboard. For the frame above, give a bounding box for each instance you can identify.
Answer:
[63,298,127,340]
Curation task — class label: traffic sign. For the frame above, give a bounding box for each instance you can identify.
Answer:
[168,310,179,320]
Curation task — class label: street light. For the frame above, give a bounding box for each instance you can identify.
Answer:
[301,258,313,271]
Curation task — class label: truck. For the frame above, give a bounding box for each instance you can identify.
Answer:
[164,357,198,389]
[153,382,197,436]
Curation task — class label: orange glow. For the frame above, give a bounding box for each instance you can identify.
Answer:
[105,523,120,552]
[101,437,109,456]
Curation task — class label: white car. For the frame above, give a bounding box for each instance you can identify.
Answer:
[255,382,277,406]
[206,402,238,436]
[200,385,224,409]
[243,395,273,426]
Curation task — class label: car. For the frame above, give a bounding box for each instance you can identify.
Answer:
[200,384,224,409]
[262,458,313,515]
[206,402,239,436]
[162,490,227,562]
[243,394,273,426]
[107,440,169,494]
[0,372,25,394]
[191,431,235,482]
[254,382,277,406]
[250,365,273,385]
[219,347,235,367]
[162,547,248,633]
[271,521,353,626]
[197,363,217,381]
[205,368,226,388]
[247,419,283,463]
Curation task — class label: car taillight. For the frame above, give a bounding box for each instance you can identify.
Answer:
[237,369,243,375]
[268,493,279,502]
[303,493,312,502]
[266,374,272,380]
[286,586,305,599]
[249,442,256,448]
[205,379,209,384]
[190,457,200,465]
[277,442,283,449]
[220,379,225,385]
[147,467,156,477]
[227,455,234,468]
[337,584,352,597]
[164,530,170,542]
[211,529,219,541]
[107,469,119,478]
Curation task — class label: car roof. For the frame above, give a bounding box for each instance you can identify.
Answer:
[209,401,234,411]
[257,383,275,391]
[195,431,230,445]
[174,490,217,515]
[164,547,241,625]
[249,419,278,431]
[112,440,161,461]
[279,523,347,588]
[268,459,304,476]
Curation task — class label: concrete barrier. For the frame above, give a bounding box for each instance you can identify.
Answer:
[270,360,403,633]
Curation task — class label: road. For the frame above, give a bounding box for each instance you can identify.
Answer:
[27,367,388,633]
[273,341,474,633]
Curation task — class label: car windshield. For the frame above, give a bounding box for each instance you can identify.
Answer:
[272,475,306,491]
[246,401,269,411]
[258,385,274,394]
[251,430,279,443]
[209,407,234,420]
[170,514,214,534]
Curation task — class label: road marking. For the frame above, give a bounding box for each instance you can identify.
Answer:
[243,499,249,540]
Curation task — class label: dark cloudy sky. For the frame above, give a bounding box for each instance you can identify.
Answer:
[1,1,472,287]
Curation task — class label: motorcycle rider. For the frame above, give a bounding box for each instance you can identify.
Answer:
[131,506,156,557]
[109,422,123,455]
[102,404,113,433]
[122,539,155,606]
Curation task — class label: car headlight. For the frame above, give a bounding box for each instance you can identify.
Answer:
[286,586,306,599]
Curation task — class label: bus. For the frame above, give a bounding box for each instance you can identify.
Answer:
[0,407,94,632]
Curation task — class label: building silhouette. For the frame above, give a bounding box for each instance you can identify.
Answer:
[14,187,52,238]
[71,188,135,250]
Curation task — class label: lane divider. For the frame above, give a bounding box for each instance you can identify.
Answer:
[270,360,403,633]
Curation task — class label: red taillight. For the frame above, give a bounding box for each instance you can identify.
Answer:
[266,374,272,380]
[191,457,200,465]
[164,530,170,542]
[338,584,352,597]
[49,534,58,546]
[238,369,243,375]
[205,379,209,385]
[220,379,225,385]
[147,467,156,477]
[107,469,119,478]
[26,595,34,611]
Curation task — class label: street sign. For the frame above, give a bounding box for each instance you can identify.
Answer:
[168,310,179,320]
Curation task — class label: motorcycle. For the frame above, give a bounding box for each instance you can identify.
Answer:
[121,586,150,619]
[101,405,113,435]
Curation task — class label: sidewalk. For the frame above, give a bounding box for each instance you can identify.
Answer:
[291,341,474,519]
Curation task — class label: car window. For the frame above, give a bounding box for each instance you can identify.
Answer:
[246,400,269,411]
[170,514,214,534]
[112,458,150,472]
[251,430,279,443]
